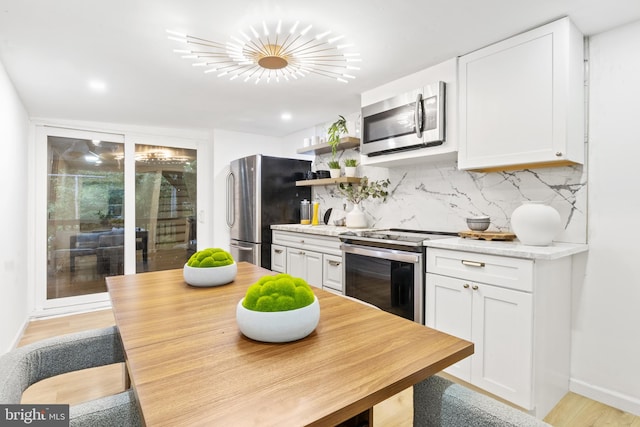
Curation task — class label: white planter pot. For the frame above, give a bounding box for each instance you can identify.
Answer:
[346,204,367,228]
[510,201,561,246]
[183,262,237,287]
[344,166,357,177]
[329,168,341,178]
[236,296,320,343]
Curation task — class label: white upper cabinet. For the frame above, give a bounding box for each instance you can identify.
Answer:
[457,17,585,171]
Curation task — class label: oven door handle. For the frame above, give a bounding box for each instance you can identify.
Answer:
[341,243,421,264]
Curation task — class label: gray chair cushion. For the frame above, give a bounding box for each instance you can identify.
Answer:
[413,375,550,427]
[0,326,141,426]
[70,389,141,427]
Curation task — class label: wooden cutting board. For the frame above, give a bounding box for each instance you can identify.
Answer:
[459,230,516,241]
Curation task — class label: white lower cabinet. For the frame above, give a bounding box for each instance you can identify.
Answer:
[426,248,571,418]
[426,273,532,406]
[286,247,323,288]
[322,254,343,293]
[272,230,343,293]
[270,244,286,273]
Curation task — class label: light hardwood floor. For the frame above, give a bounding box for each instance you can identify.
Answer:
[16,309,640,426]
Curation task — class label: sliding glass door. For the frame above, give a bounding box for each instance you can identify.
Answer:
[135,145,197,273]
[46,132,125,300]
[38,126,200,310]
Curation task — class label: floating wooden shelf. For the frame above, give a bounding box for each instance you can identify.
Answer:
[296,137,360,155]
[296,176,362,187]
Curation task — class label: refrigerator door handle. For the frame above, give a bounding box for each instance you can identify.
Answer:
[226,171,235,228]
[230,244,254,252]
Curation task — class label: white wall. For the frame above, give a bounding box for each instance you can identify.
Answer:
[569,19,640,415]
[0,60,30,353]
[211,129,306,249]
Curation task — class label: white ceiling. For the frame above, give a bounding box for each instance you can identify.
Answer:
[1,0,639,137]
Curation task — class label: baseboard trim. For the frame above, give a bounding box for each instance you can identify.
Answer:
[570,378,640,416]
[30,301,112,320]
[8,318,29,351]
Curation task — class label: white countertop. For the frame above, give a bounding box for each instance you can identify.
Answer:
[423,237,588,260]
[271,224,376,237]
[271,224,588,260]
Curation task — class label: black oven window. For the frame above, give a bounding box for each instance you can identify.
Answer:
[345,254,415,321]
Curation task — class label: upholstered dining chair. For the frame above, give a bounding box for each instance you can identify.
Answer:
[413,375,550,427]
[0,326,141,426]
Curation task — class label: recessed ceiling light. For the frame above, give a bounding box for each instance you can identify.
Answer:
[281,113,292,121]
[88,80,107,92]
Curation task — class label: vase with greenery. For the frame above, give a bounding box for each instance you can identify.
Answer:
[338,177,390,228]
[327,115,348,160]
[344,159,358,177]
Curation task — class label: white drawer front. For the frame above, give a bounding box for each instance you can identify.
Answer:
[272,230,341,256]
[427,248,533,292]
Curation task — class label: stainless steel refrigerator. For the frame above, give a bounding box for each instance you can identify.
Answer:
[226,154,311,269]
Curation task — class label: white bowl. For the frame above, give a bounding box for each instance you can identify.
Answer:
[183,262,237,287]
[466,216,490,231]
[236,296,320,343]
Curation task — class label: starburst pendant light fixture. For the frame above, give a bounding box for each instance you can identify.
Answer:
[167,20,361,84]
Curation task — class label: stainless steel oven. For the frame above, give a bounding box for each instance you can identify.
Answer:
[340,229,456,324]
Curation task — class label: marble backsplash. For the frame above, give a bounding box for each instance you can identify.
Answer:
[311,150,587,244]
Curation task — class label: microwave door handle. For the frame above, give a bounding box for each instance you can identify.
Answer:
[414,93,424,138]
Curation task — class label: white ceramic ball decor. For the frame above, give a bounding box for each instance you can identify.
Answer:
[510,201,561,246]
[236,296,320,343]
[183,262,237,287]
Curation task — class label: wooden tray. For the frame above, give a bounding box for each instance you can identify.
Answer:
[459,231,516,241]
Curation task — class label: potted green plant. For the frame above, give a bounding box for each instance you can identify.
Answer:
[183,248,237,287]
[236,273,320,342]
[328,159,341,178]
[343,158,358,177]
[338,176,390,228]
[327,115,348,160]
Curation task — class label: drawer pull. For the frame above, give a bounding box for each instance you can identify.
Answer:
[274,249,283,254]
[329,260,341,267]
[461,260,485,268]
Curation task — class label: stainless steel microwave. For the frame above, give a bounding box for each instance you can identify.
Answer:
[361,81,445,156]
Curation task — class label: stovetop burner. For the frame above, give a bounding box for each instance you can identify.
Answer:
[339,228,458,247]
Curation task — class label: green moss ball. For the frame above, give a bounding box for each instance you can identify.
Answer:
[242,274,315,312]
[187,248,234,268]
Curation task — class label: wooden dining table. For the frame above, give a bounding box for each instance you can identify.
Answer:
[106,261,473,426]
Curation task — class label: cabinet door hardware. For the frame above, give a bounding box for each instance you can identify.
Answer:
[472,285,479,290]
[463,283,470,289]
[274,249,283,254]
[328,260,341,267]
[461,260,485,267]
